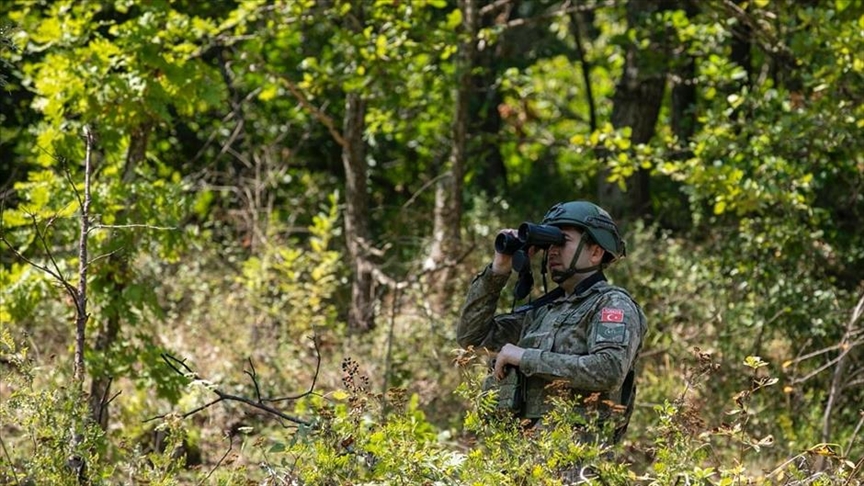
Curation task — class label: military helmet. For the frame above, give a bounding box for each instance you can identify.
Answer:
[541,201,626,263]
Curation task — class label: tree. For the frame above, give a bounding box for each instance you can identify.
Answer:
[599,0,677,219]
[2,0,228,430]
[424,0,475,313]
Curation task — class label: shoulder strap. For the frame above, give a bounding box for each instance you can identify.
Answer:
[512,287,565,314]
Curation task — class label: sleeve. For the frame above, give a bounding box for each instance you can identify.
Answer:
[455,264,528,352]
[518,291,645,392]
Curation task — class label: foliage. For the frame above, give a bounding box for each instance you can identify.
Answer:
[2,0,864,484]
[0,333,110,484]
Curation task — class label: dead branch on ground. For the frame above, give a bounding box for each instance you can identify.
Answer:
[147,336,323,427]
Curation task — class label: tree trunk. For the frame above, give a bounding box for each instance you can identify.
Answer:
[472,1,509,195]
[569,10,598,133]
[424,0,475,314]
[342,91,375,332]
[74,127,95,388]
[599,0,676,219]
[671,2,699,143]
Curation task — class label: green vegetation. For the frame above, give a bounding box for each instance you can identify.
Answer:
[1,0,863,484]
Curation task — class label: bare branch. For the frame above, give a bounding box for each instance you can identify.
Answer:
[276,76,345,147]
[0,234,68,289]
[61,157,85,210]
[844,411,864,459]
[28,211,70,289]
[785,341,846,368]
[0,432,20,486]
[96,376,121,427]
[820,293,864,442]
[162,353,197,378]
[197,435,234,486]
[84,247,125,269]
[264,335,321,403]
[845,454,864,486]
[245,358,262,403]
[791,293,864,386]
[149,352,313,427]
[791,338,864,385]
[87,224,177,234]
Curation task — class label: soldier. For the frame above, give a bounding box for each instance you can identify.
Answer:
[456,200,647,443]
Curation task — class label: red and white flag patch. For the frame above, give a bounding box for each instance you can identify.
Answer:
[600,307,625,323]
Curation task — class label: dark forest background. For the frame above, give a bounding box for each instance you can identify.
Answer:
[1,1,863,484]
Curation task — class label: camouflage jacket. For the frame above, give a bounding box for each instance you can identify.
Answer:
[457,264,647,434]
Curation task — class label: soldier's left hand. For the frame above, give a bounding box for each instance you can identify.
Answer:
[494,343,526,380]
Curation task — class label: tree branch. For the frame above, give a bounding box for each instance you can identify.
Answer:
[276,76,345,147]
[197,434,234,486]
[148,351,316,427]
[87,224,177,234]
[0,432,20,486]
[263,335,322,403]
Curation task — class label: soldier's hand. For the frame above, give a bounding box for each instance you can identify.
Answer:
[494,343,526,380]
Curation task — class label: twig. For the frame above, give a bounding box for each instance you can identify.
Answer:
[0,234,71,294]
[276,76,345,147]
[87,224,177,233]
[96,376,116,427]
[766,451,809,479]
[197,434,234,486]
[245,358,263,403]
[844,411,864,459]
[148,353,313,427]
[61,157,84,210]
[401,173,449,211]
[843,454,864,486]
[264,335,322,403]
[818,293,864,441]
[85,247,125,269]
[0,432,21,486]
[381,285,402,418]
[29,211,74,296]
[791,337,864,385]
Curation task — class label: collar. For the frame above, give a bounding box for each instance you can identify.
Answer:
[567,271,607,298]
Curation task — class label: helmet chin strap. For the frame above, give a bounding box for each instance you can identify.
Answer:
[550,237,603,283]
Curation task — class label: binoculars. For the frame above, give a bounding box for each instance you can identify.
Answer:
[494,223,565,279]
[494,223,565,255]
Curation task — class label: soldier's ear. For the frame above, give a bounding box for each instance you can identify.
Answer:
[588,242,605,262]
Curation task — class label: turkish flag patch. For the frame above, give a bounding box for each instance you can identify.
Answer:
[600,307,625,323]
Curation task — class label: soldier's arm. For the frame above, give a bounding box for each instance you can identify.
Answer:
[456,264,525,352]
[518,293,645,391]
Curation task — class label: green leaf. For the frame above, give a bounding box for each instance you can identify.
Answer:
[445,9,463,30]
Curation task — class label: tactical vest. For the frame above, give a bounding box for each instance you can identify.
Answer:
[492,282,642,442]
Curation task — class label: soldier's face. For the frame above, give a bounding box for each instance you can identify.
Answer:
[547,227,603,277]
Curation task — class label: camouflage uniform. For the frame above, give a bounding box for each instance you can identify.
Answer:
[457,264,647,440]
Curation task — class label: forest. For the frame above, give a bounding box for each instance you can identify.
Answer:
[1,0,863,484]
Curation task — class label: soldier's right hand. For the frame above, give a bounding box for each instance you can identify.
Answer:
[492,229,517,275]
